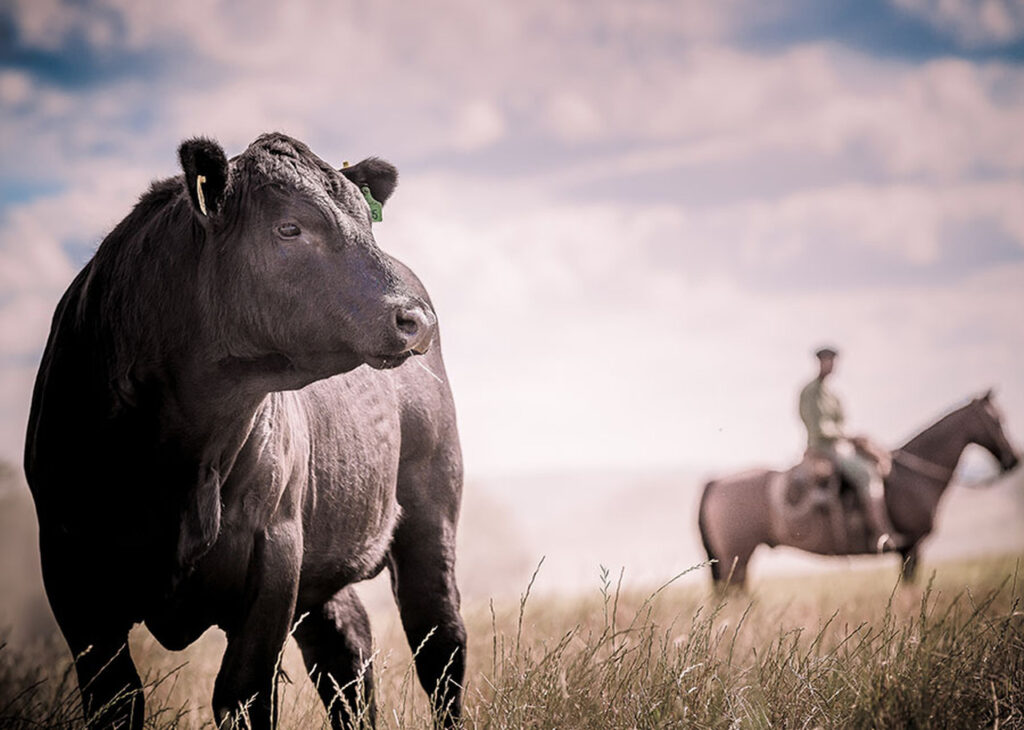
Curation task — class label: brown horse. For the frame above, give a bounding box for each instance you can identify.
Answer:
[698,392,1019,589]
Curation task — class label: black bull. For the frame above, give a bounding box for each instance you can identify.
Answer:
[25,134,466,728]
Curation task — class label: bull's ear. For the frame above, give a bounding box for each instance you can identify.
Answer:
[178,137,229,217]
[341,157,398,206]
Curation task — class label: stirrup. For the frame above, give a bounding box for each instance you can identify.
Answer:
[876,532,906,552]
[876,533,894,553]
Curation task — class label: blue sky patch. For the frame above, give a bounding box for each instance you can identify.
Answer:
[738,0,1024,62]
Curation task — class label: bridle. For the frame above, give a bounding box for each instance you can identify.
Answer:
[976,400,1019,471]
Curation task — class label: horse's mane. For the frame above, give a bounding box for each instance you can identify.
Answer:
[897,397,979,453]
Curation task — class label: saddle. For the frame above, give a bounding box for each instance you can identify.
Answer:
[785,436,892,507]
[772,438,894,553]
[784,453,837,507]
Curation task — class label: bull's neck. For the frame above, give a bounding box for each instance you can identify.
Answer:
[148,346,354,470]
[144,352,275,469]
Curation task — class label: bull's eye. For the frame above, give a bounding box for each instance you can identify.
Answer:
[277,223,301,238]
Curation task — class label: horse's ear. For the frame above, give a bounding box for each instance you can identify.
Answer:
[983,388,995,402]
[179,137,230,218]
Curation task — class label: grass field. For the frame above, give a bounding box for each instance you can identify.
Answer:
[1,553,1022,729]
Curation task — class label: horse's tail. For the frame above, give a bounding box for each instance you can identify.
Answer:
[697,480,722,583]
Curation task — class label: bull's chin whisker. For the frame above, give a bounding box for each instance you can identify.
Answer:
[413,356,444,384]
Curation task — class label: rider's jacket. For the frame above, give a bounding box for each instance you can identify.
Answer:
[799,376,845,452]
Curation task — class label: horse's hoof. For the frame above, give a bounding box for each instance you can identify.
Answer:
[876,533,907,552]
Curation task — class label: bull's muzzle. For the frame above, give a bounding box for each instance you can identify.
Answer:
[395,303,437,355]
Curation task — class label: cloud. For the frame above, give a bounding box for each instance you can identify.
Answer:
[890,0,1024,47]
[392,170,1024,301]
[7,0,120,51]
[379,173,1023,472]
[510,46,1024,196]
[440,256,1024,474]
[0,158,159,464]
[0,70,33,106]
[543,93,606,143]
[700,180,1024,271]
[1,0,1022,476]
[450,100,506,151]
[6,3,1024,182]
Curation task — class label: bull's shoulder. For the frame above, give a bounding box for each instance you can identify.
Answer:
[25,263,98,476]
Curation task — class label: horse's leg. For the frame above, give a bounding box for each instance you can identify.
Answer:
[704,518,759,592]
[708,556,733,593]
[900,544,920,583]
[698,483,726,589]
[708,557,724,589]
[40,536,144,728]
[212,524,301,730]
[390,455,465,727]
[726,545,755,590]
[294,586,376,730]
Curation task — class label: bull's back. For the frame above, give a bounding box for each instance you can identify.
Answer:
[25,267,94,502]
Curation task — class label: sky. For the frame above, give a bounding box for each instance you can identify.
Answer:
[1,0,1023,480]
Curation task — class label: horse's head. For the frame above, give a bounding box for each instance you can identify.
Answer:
[971,390,1019,473]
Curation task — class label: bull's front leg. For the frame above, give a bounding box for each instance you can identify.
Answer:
[389,516,466,728]
[39,531,146,728]
[213,523,302,730]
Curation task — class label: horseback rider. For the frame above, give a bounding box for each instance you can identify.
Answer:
[798,346,904,552]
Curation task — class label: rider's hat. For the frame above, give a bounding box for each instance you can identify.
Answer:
[814,345,839,359]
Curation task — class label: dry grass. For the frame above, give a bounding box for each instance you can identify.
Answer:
[2,554,1023,729]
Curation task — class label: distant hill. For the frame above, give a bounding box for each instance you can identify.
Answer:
[445,464,1024,600]
[3,460,1022,646]
[0,462,57,645]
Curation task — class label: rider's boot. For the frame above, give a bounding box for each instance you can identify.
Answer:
[864,476,906,552]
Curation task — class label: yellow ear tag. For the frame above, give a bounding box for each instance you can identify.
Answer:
[196,174,208,216]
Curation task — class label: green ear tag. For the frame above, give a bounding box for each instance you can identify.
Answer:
[361,185,383,223]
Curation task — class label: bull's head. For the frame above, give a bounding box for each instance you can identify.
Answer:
[178,134,435,388]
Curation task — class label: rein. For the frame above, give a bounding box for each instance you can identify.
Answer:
[960,472,1009,489]
[893,452,1012,490]
[891,449,954,483]
[891,399,1018,489]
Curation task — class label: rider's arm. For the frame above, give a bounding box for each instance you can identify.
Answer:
[818,393,845,440]
[818,414,844,440]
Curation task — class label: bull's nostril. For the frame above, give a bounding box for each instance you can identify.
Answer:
[396,311,421,336]
[394,304,435,353]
